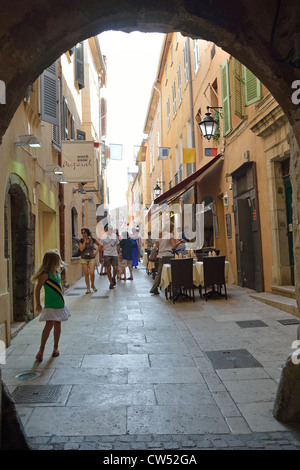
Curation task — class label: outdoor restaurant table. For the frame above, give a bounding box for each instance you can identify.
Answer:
[160,259,235,291]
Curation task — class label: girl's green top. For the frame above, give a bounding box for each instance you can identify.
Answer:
[44,271,64,309]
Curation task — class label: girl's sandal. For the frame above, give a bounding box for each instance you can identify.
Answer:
[35,352,43,362]
[52,351,60,358]
[91,285,97,292]
[86,290,91,294]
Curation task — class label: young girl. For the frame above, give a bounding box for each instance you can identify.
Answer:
[31,249,70,362]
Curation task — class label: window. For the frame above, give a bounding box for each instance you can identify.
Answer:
[221,60,231,135]
[70,115,75,139]
[62,96,68,140]
[170,43,174,65]
[232,58,261,117]
[183,44,189,86]
[193,40,199,74]
[172,81,177,117]
[71,207,81,257]
[233,58,243,118]
[39,61,59,126]
[177,65,182,105]
[77,129,86,140]
[75,42,85,90]
[167,98,171,129]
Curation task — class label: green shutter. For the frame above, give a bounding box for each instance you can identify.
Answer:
[243,66,261,106]
[75,42,85,90]
[233,58,243,118]
[221,60,231,135]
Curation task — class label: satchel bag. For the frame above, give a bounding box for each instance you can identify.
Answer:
[149,247,158,262]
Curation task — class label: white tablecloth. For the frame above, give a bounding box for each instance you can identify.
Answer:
[160,261,234,290]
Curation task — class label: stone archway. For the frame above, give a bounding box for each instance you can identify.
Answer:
[0,0,300,423]
[4,175,35,323]
[0,0,299,143]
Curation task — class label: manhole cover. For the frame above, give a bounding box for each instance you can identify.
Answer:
[12,385,63,403]
[15,371,41,381]
[278,319,299,325]
[204,349,262,370]
[236,320,268,328]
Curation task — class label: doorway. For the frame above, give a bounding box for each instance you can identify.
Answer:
[283,174,294,285]
[5,176,35,323]
[232,162,263,292]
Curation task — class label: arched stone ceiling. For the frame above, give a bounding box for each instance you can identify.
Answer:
[0,0,299,142]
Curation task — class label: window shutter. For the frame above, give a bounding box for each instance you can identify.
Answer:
[39,61,59,125]
[77,130,86,140]
[62,96,68,140]
[75,42,85,90]
[233,58,243,118]
[221,60,231,135]
[243,66,261,106]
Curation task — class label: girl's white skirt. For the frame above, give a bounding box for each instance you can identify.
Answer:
[39,306,71,322]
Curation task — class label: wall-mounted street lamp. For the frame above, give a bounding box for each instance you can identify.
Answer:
[154,181,165,197]
[222,192,229,207]
[15,134,42,148]
[196,107,222,141]
[45,164,63,174]
[51,174,68,184]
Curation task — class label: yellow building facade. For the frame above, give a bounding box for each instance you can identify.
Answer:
[143,33,292,295]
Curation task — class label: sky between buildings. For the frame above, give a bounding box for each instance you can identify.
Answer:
[98,31,164,209]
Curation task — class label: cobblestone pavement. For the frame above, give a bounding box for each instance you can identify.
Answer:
[3,265,300,453]
[28,431,300,451]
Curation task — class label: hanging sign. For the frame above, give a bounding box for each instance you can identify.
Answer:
[61,140,95,183]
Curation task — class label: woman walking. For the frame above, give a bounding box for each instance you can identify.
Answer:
[32,249,70,362]
[79,227,101,293]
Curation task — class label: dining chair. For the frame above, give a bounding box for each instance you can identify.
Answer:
[202,255,227,300]
[170,258,195,304]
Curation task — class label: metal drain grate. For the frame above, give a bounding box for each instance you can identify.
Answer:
[204,349,262,370]
[278,318,299,325]
[12,385,63,404]
[66,293,81,296]
[91,295,109,299]
[236,320,268,328]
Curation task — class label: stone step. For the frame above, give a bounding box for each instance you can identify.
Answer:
[249,292,298,317]
[271,285,296,299]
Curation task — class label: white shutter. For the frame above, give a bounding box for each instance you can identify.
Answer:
[39,61,59,126]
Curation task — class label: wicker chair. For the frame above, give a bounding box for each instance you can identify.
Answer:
[170,258,195,304]
[202,256,227,300]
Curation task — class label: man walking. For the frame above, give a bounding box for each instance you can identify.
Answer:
[99,225,120,289]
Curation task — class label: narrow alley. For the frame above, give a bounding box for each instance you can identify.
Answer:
[2,264,300,451]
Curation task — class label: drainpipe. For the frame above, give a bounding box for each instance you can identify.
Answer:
[186,37,195,176]
[58,61,66,284]
[58,153,66,284]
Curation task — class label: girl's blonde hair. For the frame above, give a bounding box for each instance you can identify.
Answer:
[31,249,67,283]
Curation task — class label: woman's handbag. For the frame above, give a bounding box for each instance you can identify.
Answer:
[149,247,158,262]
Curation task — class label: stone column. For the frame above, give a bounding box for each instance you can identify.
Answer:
[273,126,300,423]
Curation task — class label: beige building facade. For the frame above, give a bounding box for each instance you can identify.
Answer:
[0,37,107,347]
